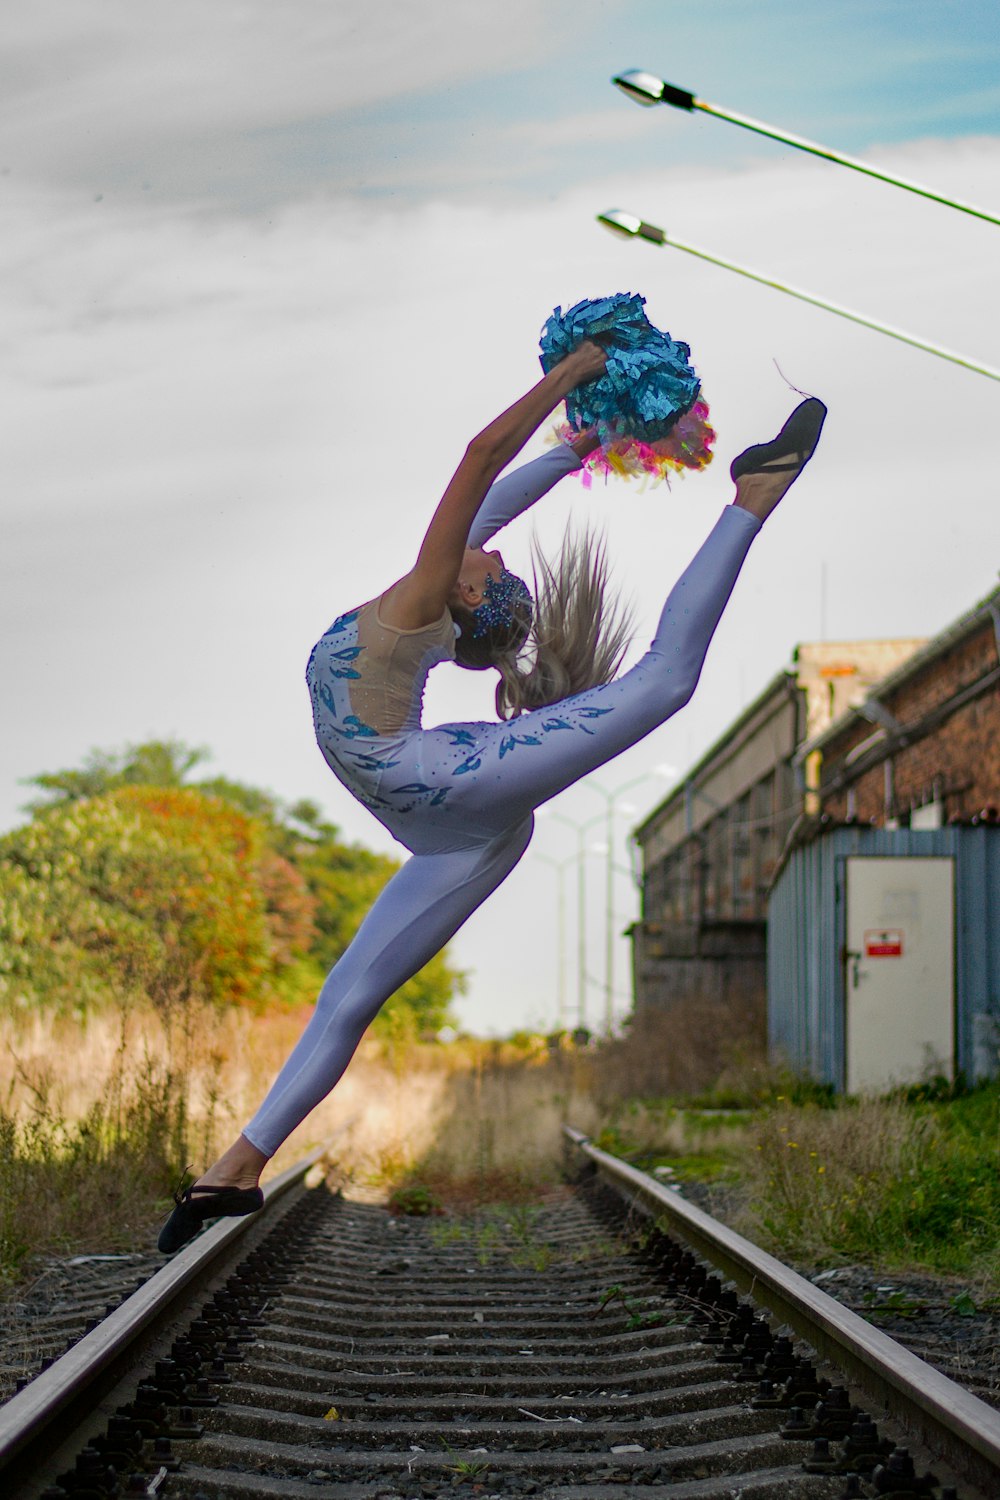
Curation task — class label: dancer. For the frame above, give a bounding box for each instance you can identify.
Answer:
[159,314,825,1253]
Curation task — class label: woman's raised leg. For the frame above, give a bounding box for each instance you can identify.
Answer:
[485,504,762,811]
[388,501,761,844]
[383,397,826,839]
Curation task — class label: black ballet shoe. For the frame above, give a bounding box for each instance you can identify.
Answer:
[730,397,827,483]
[158,1179,264,1255]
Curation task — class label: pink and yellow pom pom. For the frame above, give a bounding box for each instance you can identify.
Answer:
[554,399,716,489]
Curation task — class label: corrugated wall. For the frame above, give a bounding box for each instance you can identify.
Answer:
[955,826,1000,1077]
[767,826,1000,1088]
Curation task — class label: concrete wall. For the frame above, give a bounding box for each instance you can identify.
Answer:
[631,918,767,1048]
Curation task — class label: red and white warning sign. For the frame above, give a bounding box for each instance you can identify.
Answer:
[864,929,904,958]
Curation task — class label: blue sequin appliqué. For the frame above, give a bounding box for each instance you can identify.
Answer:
[393,782,451,807]
[444,701,618,778]
[327,645,363,679]
[571,705,614,736]
[499,732,543,758]
[452,753,482,777]
[332,714,380,741]
[326,610,360,636]
[348,750,403,772]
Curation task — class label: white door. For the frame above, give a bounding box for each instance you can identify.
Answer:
[844,856,954,1092]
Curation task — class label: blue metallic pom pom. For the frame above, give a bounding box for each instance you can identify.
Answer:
[539,293,700,443]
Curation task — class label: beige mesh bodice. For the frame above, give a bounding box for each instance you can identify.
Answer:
[348,597,456,735]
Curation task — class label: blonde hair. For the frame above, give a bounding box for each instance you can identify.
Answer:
[492,527,633,719]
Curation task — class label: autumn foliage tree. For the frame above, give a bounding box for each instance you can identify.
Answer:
[0,786,313,1013]
[0,741,461,1033]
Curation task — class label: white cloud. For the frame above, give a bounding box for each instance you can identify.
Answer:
[3,6,999,1036]
[1,0,594,199]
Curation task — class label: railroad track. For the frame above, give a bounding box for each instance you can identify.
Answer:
[2,1130,999,1499]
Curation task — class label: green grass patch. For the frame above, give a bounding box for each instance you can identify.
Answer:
[428,1200,569,1272]
[585,1079,1000,1293]
[591,1101,752,1187]
[649,1152,739,1184]
[388,1182,444,1217]
[738,1083,1000,1288]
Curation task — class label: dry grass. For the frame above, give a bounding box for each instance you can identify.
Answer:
[0,988,785,1283]
[0,1006,461,1176]
[0,1003,470,1284]
[377,1001,770,1213]
[0,1003,618,1283]
[5,998,998,1306]
[588,994,768,1105]
[0,1004,604,1285]
[735,1097,921,1261]
[397,1043,602,1207]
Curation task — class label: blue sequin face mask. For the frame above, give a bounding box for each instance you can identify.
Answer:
[470,568,533,639]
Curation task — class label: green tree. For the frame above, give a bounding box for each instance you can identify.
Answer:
[182,771,463,1026]
[0,786,314,1014]
[10,742,463,1031]
[23,738,210,814]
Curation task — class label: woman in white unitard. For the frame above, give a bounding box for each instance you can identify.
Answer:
[159,336,825,1252]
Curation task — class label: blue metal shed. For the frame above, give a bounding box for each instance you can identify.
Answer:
[767,826,1000,1089]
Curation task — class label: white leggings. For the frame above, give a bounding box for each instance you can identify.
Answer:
[243,504,760,1155]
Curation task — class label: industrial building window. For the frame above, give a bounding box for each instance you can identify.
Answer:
[704,815,727,919]
[732,793,753,914]
[752,774,776,904]
[910,799,944,830]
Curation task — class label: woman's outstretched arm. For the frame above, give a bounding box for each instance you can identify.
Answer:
[467,430,602,551]
[384,342,605,629]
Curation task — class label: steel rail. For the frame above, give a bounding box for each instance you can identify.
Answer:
[0,1138,334,1484]
[565,1124,1000,1495]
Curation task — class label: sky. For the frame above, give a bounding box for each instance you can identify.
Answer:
[3,1,999,1036]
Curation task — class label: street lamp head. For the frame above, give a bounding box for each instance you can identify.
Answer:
[597,210,666,245]
[612,71,696,111]
[612,69,665,106]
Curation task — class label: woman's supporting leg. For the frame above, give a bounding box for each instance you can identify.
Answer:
[236,817,534,1160]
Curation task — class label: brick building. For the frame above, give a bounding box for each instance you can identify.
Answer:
[768,582,1000,1091]
[629,637,923,1019]
[803,583,1000,828]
